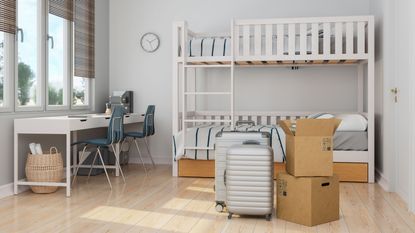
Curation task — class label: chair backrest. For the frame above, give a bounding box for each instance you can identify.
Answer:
[143,105,155,136]
[107,105,125,144]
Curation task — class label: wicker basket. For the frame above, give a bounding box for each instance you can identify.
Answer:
[25,147,63,194]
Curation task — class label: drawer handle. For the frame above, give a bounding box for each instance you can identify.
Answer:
[321,182,330,187]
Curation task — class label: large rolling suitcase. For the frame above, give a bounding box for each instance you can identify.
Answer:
[214,131,271,212]
[226,144,274,221]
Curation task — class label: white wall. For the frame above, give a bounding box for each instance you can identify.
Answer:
[0,0,110,187]
[369,0,396,192]
[109,0,371,163]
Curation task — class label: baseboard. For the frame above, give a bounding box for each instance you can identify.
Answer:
[0,180,29,200]
[375,169,390,191]
[129,155,171,165]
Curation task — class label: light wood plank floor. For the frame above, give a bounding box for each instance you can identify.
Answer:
[1,165,415,233]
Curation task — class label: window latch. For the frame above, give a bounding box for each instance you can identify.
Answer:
[47,35,54,49]
[16,27,24,43]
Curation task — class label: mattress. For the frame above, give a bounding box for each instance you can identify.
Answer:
[173,124,286,162]
[173,124,368,162]
[187,33,356,58]
[334,131,368,151]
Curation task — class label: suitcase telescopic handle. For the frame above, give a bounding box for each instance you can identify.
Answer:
[243,140,260,145]
[224,170,227,186]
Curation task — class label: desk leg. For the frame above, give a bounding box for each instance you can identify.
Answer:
[115,143,120,177]
[14,132,18,195]
[66,133,71,197]
[72,131,78,175]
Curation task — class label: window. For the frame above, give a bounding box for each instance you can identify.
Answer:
[0,0,94,113]
[72,76,89,107]
[47,13,71,108]
[17,0,42,109]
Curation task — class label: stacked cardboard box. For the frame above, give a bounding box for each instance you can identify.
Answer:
[276,119,341,226]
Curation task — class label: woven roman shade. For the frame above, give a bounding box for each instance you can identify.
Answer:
[0,0,16,34]
[74,0,94,78]
[49,0,73,21]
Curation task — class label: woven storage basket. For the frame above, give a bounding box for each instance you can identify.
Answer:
[25,147,63,194]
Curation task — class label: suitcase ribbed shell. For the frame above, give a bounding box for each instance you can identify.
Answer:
[214,132,271,210]
[226,145,274,218]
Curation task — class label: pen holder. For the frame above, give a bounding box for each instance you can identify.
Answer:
[25,147,63,194]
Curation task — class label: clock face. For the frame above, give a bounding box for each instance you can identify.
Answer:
[140,33,160,53]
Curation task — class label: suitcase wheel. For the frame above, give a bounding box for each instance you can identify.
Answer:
[215,203,225,212]
[228,213,233,220]
[265,214,272,221]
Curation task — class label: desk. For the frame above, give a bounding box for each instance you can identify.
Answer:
[14,113,144,197]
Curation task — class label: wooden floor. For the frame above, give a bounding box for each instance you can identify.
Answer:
[1,165,415,233]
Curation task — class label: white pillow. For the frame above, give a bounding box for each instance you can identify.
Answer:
[307,113,335,119]
[335,114,368,131]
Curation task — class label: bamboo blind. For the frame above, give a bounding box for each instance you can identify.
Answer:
[0,0,16,34]
[49,0,73,21]
[74,0,94,78]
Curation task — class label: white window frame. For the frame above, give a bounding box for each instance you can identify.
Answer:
[46,12,72,111]
[15,0,45,112]
[0,0,94,114]
[0,33,15,113]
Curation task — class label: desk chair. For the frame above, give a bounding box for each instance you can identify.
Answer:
[124,105,156,173]
[72,106,126,189]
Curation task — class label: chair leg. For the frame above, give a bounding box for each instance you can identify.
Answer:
[97,148,112,189]
[111,144,126,183]
[144,137,156,167]
[133,139,148,174]
[87,150,99,182]
[72,145,88,186]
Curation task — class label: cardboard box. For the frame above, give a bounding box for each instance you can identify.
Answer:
[277,173,339,226]
[279,119,341,177]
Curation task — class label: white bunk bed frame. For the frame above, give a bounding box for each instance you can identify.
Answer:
[172,16,375,183]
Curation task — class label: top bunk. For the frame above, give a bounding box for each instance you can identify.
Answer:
[173,16,374,66]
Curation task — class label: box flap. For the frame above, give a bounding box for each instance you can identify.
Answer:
[296,119,338,136]
[279,120,294,136]
[332,118,342,134]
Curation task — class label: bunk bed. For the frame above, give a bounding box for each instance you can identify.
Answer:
[172,16,375,183]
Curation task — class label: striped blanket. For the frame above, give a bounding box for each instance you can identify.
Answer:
[173,124,286,162]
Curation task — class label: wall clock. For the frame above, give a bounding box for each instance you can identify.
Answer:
[140,32,160,53]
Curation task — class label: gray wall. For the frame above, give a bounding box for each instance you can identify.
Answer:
[109,0,371,163]
[0,0,110,186]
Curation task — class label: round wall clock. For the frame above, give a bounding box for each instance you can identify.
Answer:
[140,32,160,53]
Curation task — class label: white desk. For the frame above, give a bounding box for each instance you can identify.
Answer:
[14,113,144,197]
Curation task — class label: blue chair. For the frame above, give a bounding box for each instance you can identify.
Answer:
[72,105,126,189]
[124,105,156,173]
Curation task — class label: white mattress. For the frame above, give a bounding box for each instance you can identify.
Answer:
[173,124,286,162]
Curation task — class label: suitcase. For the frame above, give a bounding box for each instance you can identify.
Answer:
[225,144,274,221]
[214,131,271,212]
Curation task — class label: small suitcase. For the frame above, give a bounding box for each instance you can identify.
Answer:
[225,144,274,221]
[214,131,271,212]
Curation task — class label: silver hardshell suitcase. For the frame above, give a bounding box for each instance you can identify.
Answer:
[226,144,274,221]
[214,131,271,212]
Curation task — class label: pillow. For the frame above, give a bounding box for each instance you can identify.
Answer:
[335,114,368,131]
[307,113,335,119]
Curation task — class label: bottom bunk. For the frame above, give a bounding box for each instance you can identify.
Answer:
[178,159,368,182]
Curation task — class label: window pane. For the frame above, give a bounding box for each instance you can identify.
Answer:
[0,32,4,107]
[17,0,40,107]
[73,76,89,106]
[48,14,69,106]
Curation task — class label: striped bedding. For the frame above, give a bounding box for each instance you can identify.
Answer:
[173,124,286,162]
